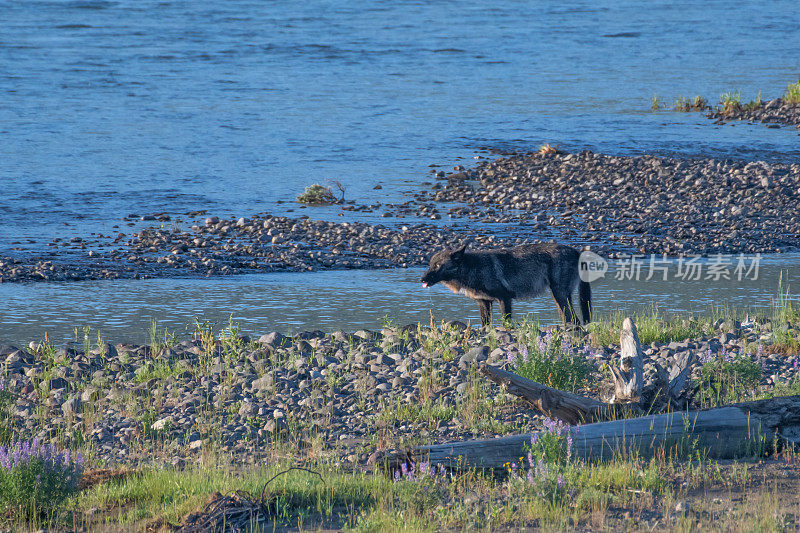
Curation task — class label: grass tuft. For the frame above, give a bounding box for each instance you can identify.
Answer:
[719,91,742,114]
[538,143,559,156]
[650,93,660,111]
[784,80,800,104]
[674,95,708,111]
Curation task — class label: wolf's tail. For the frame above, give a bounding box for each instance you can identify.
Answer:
[579,280,592,324]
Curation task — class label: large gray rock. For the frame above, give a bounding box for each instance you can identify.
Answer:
[459,346,490,369]
[62,397,82,416]
[258,332,287,346]
[250,374,275,391]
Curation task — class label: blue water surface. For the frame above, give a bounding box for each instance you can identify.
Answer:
[2,0,800,249]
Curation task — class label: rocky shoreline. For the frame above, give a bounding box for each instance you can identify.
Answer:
[417,150,800,255]
[2,150,800,283]
[1,317,797,469]
[707,97,800,128]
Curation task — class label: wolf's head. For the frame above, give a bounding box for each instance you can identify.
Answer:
[421,245,466,288]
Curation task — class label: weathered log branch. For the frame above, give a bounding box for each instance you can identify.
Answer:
[479,364,636,424]
[387,396,800,470]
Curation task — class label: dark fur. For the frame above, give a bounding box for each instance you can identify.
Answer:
[421,243,592,326]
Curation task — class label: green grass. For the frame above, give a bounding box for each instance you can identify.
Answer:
[62,453,678,532]
[74,463,381,530]
[719,90,742,114]
[147,319,175,358]
[695,351,762,408]
[377,400,456,428]
[133,361,190,383]
[744,90,763,110]
[772,274,800,352]
[674,95,708,111]
[651,93,660,111]
[587,306,714,347]
[510,330,594,392]
[784,80,800,104]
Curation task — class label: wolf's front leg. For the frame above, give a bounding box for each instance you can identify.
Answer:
[477,299,493,326]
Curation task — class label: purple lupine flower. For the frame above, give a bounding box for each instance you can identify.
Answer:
[536,459,549,480]
[394,469,401,482]
[527,469,535,485]
[520,345,529,363]
[537,337,547,354]
[566,433,573,463]
[557,473,565,488]
[757,344,764,358]
[400,462,408,478]
[723,346,734,362]
[507,351,517,365]
[531,433,540,445]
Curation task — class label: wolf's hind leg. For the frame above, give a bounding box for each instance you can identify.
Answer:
[551,290,579,327]
[499,298,513,323]
[477,300,493,326]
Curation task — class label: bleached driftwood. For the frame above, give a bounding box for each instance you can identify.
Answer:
[609,317,644,402]
[386,396,800,470]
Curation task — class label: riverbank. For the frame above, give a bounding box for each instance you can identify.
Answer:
[1,309,797,467]
[2,149,799,284]
[1,307,799,529]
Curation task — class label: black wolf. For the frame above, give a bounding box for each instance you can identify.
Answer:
[420,243,592,326]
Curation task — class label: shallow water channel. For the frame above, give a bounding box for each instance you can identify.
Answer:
[1,254,798,346]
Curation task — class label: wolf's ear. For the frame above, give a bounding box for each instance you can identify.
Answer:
[452,244,467,258]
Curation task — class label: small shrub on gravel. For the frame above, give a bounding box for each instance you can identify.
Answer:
[508,330,594,392]
[0,438,84,519]
[538,143,559,155]
[296,182,344,205]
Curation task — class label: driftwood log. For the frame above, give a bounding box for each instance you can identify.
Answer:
[480,317,696,423]
[396,396,800,469]
[479,364,620,424]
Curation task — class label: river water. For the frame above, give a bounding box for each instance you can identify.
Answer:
[1,255,797,346]
[2,0,799,342]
